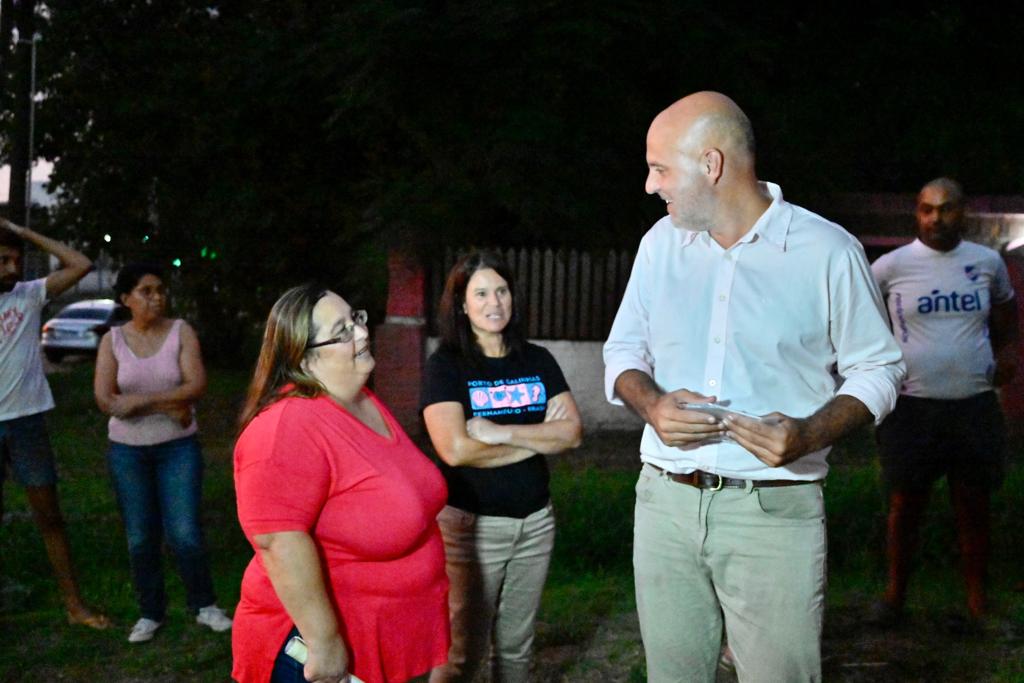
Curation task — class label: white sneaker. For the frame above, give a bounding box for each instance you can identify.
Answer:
[196,605,233,632]
[127,617,163,643]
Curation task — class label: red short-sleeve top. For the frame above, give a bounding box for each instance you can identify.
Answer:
[231,389,449,683]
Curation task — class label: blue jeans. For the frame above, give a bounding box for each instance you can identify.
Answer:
[270,626,305,683]
[107,435,215,620]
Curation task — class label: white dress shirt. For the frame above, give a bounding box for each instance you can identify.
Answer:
[603,183,905,480]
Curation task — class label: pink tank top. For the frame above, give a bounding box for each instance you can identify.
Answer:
[107,319,198,446]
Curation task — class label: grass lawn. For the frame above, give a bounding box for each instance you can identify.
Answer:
[2,362,1024,681]
[0,362,251,681]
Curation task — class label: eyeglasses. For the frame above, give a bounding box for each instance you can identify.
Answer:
[307,309,369,349]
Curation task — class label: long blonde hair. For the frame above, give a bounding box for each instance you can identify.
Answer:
[238,284,329,429]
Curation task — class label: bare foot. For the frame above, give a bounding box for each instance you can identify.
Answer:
[67,605,112,630]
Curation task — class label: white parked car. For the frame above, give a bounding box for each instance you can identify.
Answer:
[40,299,126,362]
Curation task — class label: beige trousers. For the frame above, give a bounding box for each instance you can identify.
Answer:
[430,503,555,683]
[633,463,826,683]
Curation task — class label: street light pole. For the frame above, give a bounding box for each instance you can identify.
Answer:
[8,0,36,235]
[21,31,36,228]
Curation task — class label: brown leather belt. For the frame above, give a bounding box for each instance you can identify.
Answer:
[648,463,821,491]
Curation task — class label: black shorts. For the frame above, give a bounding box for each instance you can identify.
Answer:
[876,392,1005,492]
[0,412,58,488]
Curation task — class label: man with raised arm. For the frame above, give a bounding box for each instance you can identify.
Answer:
[0,216,109,629]
[603,92,904,681]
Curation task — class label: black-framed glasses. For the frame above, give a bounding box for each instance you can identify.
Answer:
[307,309,369,349]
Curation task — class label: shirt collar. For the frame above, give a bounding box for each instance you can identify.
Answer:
[912,237,963,256]
[750,182,791,251]
[678,182,793,252]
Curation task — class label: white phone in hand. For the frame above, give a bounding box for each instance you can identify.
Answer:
[681,402,764,422]
[284,635,308,664]
[285,636,365,683]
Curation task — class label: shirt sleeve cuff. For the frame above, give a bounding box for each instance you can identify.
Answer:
[604,360,653,405]
[836,373,900,425]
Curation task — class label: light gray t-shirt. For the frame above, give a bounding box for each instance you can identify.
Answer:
[872,239,1015,399]
[0,278,55,419]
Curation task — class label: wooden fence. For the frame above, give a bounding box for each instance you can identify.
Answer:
[428,247,635,341]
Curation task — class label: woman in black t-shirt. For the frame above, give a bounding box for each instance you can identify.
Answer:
[422,250,583,683]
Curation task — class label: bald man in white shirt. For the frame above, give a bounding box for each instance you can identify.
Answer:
[603,92,905,682]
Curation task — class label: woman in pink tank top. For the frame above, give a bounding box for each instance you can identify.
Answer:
[93,263,232,644]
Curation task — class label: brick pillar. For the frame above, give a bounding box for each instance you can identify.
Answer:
[999,251,1024,435]
[373,250,427,436]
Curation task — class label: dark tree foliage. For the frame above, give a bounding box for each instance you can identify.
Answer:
[16,2,1024,358]
[36,2,384,359]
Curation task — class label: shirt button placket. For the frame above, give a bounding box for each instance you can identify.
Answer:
[703,252,735,395]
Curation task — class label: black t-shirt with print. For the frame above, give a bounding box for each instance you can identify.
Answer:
[421,343,570,518]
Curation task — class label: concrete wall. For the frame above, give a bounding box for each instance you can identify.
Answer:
[531,340,643,431]
[425,337,643,432]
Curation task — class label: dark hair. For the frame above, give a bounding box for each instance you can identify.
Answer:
[0,227,22,253]
[238,283,330,429]
[113,262,165,301]
[438,250,524,361]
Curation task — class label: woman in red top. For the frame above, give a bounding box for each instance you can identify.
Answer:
[232,285,449,683]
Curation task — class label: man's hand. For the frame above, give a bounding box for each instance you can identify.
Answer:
[0,217,93,297]
[993,349,1018,387]
[466,417,510,445]
[723,395,873,468]
[612,371,724,448]
[647,389,725,448]
[722,412,809,467]
[990,299,1019,387]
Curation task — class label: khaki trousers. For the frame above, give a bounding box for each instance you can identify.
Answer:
[431,503,555,683]
[634,463,826,683]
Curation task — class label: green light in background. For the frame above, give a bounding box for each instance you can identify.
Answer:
[142,235,149,243]
[172,258,182,268]
[200,246,208,258]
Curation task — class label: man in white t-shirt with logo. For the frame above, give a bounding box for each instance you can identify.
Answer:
[0,216,110,629]
[870,177,1018,628]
